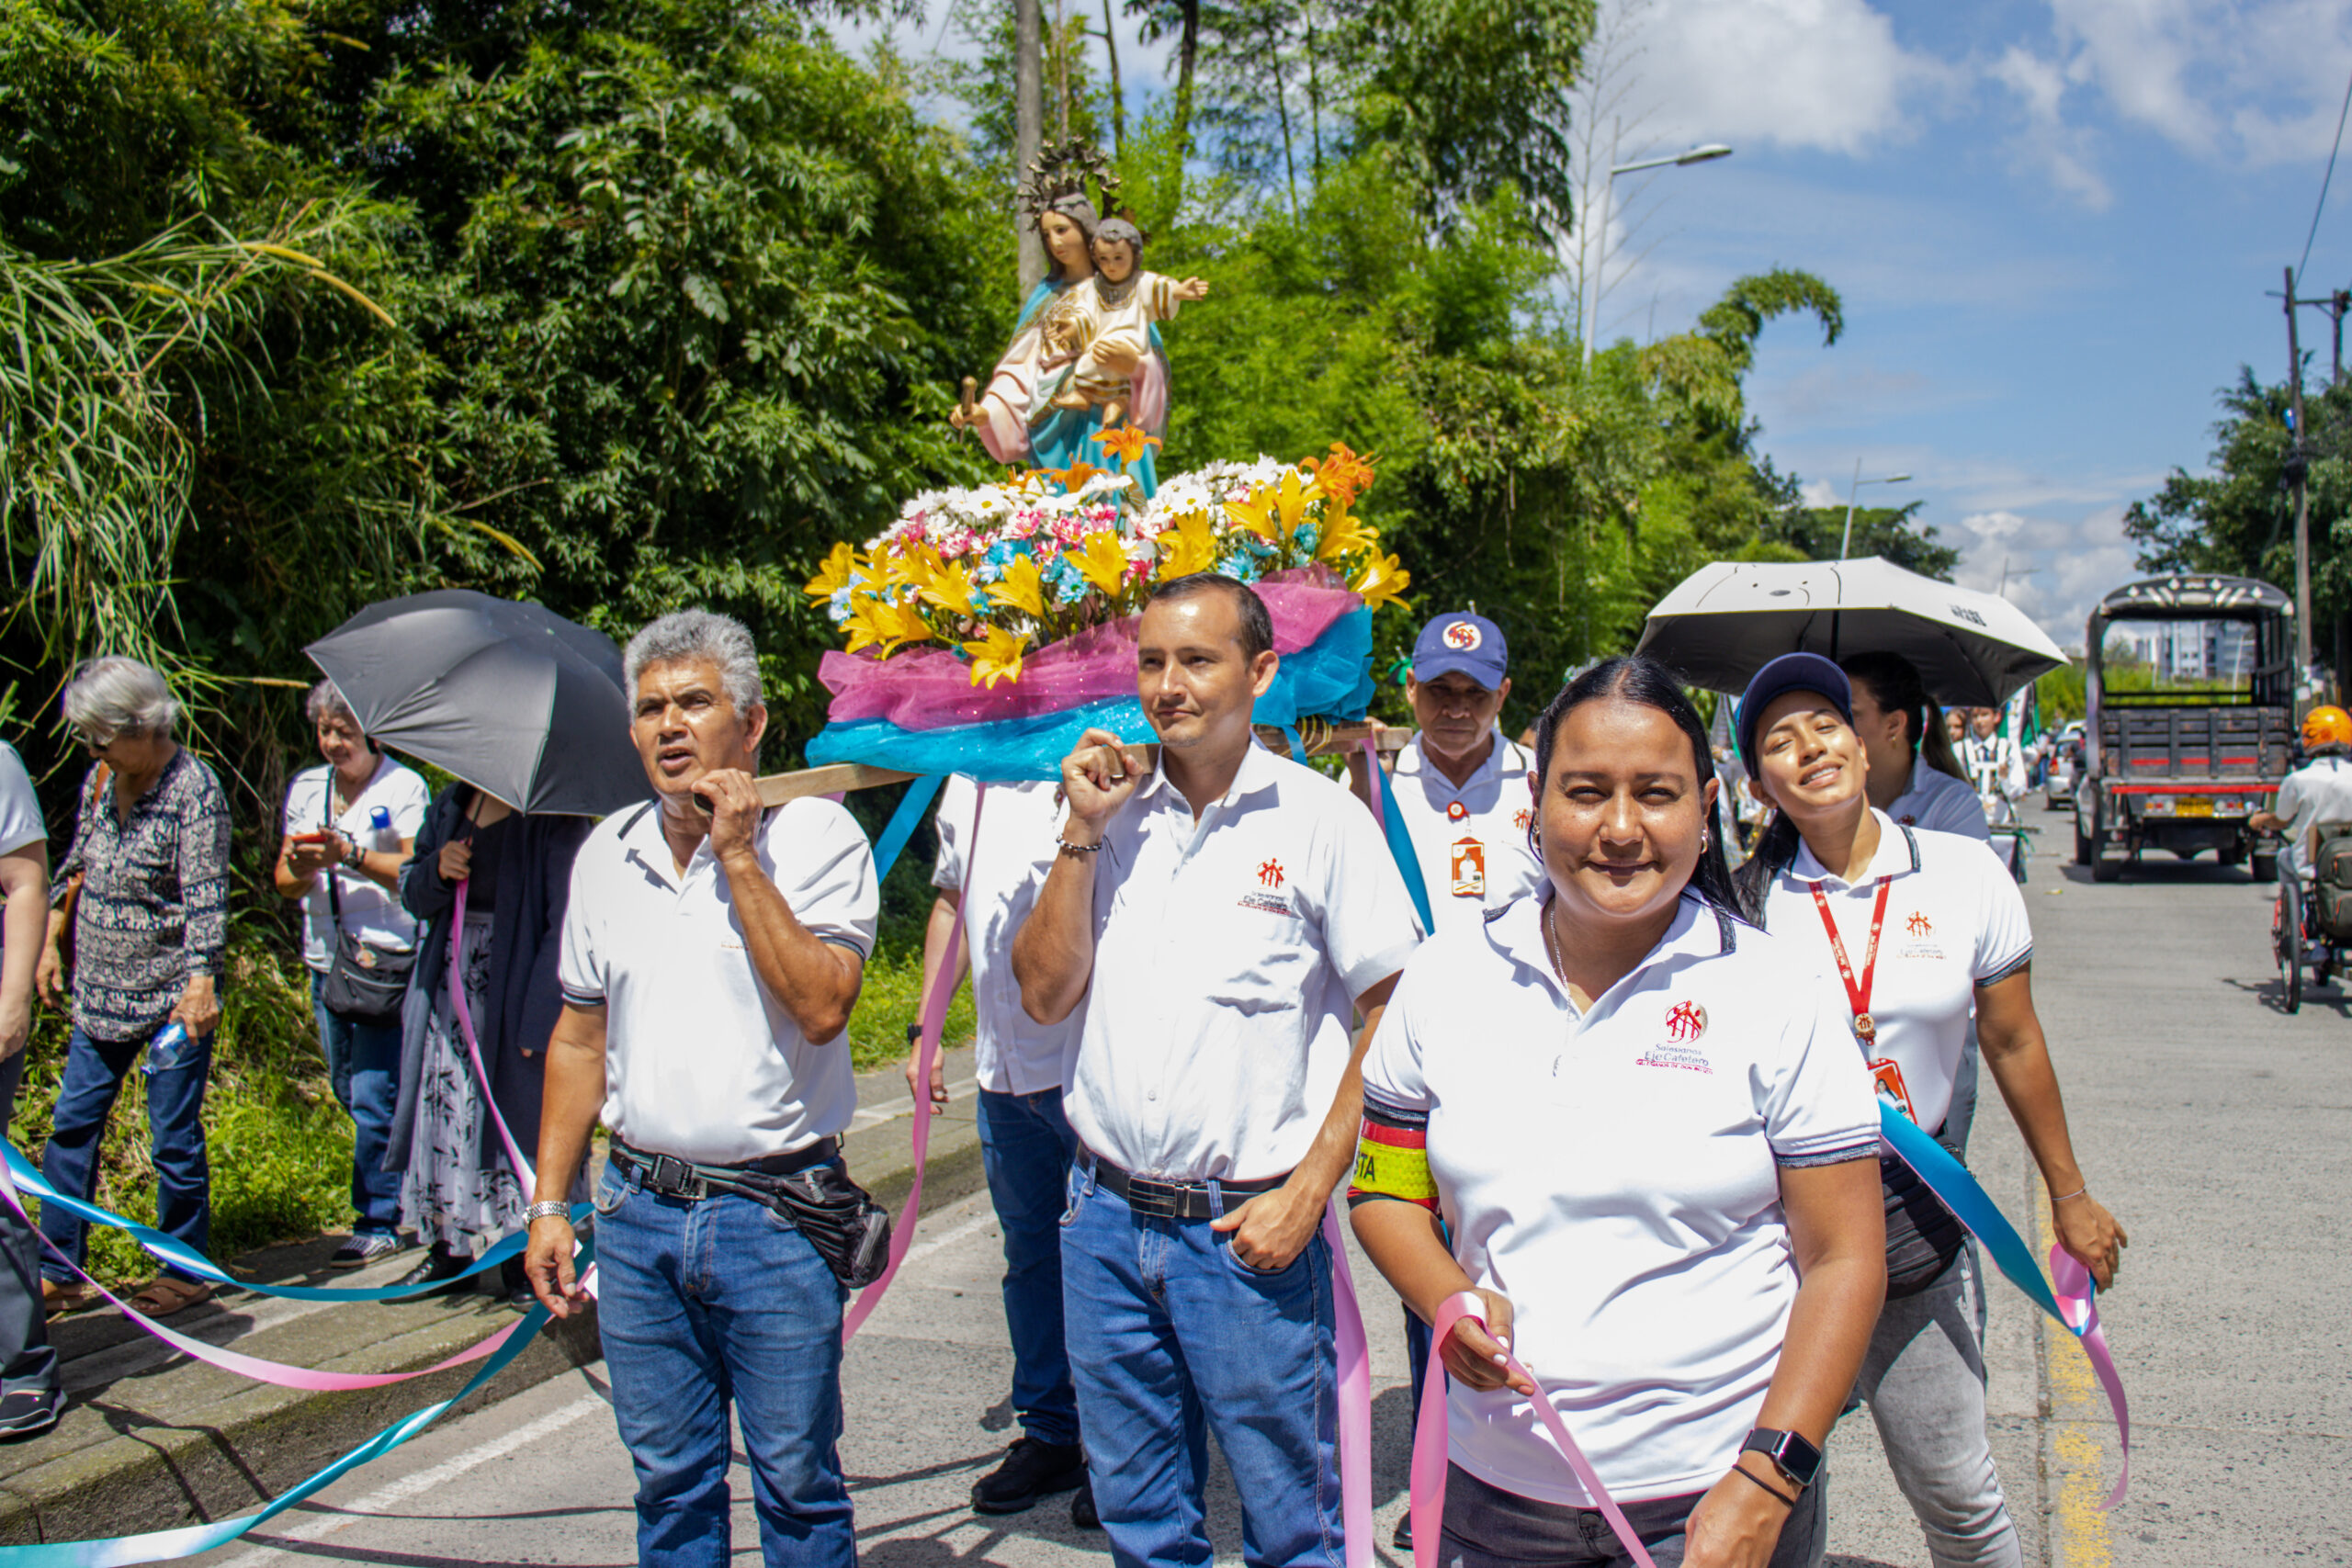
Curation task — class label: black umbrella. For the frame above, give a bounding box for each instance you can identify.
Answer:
[305,591,648,817]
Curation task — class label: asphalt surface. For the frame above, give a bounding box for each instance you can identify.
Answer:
[184,801,2342,1567]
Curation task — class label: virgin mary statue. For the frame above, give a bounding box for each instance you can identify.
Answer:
[952,145,1172,499]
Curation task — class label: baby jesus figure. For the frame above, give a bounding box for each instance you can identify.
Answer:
[1049,218,1209,428]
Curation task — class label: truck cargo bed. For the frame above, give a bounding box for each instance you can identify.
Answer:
[2097,704,2291,780]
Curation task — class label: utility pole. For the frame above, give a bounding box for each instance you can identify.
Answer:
[1015,0,1044,294]
[2288,265,2314,675]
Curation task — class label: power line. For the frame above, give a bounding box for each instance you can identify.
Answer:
[2296,62,2352,288]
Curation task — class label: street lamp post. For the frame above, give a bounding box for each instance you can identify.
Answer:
[1838,460,1913,559]
[1580,143,1734,369]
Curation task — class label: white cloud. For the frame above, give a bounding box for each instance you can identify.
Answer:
[1943,503,2142,642]
[1631,0,1955,157]
[1995,0,2352,206]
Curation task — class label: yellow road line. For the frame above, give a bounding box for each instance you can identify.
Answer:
[2035,1177,2116,1568]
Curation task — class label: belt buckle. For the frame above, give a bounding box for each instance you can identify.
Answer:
[1125,1175,1181,1220]
[646,1154,707,1201]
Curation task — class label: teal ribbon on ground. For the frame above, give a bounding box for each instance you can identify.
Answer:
[1374,758,1436,934]
[1,1145,531,1302]
[0,1244,589,1566]
[869,772,944,884]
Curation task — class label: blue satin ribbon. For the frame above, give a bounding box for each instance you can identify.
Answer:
[1,1145,565,1302]
[869,772,944,885]
[1374,761,1436,935]
[1875,1103,2067,1325]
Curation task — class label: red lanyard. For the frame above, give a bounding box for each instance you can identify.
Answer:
[1808,877,1893,1045]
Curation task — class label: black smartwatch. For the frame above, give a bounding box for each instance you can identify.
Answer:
[1740,1427,1823,1490]
[906,1022,924,1048]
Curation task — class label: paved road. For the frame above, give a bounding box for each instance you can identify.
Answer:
[188,803,2345,1567]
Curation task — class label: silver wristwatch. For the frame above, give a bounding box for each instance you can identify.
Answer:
[524,1200,571,1224]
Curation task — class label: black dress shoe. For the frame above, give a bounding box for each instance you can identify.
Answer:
[1070,1477,1100,1529]
[392,1245,470,1295]
[970,1437,1086,1515]
[1392,1511,1412,1551]
[497,1256,537,1309]
[0,1388,61,1441]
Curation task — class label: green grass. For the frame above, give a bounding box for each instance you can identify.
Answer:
[846,947,976,1073]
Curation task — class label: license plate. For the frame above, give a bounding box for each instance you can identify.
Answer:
[2174,795,2213,817]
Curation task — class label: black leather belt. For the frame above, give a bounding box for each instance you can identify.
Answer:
[610,1137,839,1201]
[1080,1145,1287,1222]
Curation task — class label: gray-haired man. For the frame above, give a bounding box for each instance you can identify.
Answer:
[525,609,879,1568]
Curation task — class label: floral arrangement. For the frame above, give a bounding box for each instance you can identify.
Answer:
[805,435,1408,688]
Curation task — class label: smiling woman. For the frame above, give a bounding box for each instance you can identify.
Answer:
[1349,654,1887,1567]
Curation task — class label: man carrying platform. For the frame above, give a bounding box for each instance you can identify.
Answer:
[525,609,880,1568]
[1013,572,1420,1568]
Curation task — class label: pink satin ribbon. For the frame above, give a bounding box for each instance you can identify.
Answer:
[2049,1244,2132,1509]
[0,1154,526,1393]
[840,782,985,1341]
[1410,1292,1659,1568]
[1324,1204,1375,1568]
[449,880,538,1190]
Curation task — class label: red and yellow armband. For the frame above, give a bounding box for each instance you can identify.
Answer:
[1347,1117,1438,1211]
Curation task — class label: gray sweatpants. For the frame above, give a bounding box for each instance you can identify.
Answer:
[0,1052,59,1400]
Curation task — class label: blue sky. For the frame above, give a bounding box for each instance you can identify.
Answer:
[834,1,2352,649]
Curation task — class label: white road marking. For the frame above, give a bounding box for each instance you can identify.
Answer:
[890,1205,998,1271]
[217,1393,607,1568]
[848,1076,981,1129]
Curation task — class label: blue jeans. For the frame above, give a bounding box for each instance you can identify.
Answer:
[592,1159,854,1568]
[309,971,404,1238]
[1061,1164,1343,1568]
[40,1026,210,1284]
[977,1087,1080,1448]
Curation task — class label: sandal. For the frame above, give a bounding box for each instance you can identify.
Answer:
[126,1276,216,1318]
[39,1279,91,1317]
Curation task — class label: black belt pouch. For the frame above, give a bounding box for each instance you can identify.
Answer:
[744,1161,893,1290]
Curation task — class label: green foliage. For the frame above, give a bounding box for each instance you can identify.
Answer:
[2124,368,2346,624]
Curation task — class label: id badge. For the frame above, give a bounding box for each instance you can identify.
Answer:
[1450,835,1486,898]
[1868,1057,1917,1123]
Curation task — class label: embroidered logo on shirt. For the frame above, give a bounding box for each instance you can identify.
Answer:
[1635,1042,1714,1075]
[1443,620,1483,650]
[1905,911,1934,937]
[1257,857,1285,888]
[1512,807,1534,834]
[1663,999,1708,1042]
[1237,890,1295,917]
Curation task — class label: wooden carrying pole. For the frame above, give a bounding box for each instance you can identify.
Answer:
[754,725,1408,807]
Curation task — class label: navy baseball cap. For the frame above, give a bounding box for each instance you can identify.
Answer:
[1412,612,1508,690]
[1736,652,1851,769]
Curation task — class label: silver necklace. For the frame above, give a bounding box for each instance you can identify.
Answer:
[1094,272,1140,308]
[1544,900,1568,987]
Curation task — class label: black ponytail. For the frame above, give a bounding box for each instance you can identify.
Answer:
[1530,655,1744,919]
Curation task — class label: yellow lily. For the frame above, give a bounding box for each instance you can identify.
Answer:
[1065,529,1134,600]
[844,592,935,657]
[988,552,1048,618]
[1226,467,1319,546]
[1090,424,1163,470]
[1350,550,1412,613]
[1156,510,1219,579]
[913,551,978,616]
[805,540,863,601]
[962,625,1033,689]
[1312,501,1376,565]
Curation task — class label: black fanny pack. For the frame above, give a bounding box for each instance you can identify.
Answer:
[611,1140,892,1290]
[319,846,413,1025]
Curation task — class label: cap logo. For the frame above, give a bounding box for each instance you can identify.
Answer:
[1442,620,1481,651]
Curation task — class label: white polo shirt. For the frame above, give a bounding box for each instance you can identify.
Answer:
[1362,893,1878,1506]
[932,774,1080,1095]
[1758,810,2032,1135]
[559,797,878,1165]
[2273,755,2352,877]
[0,742,40,859]
[282,757,431,969]
[1957,734,2024,802]
[1883,757,1990,842]
[1390,731,1544,934]
[1069,742,1422,1182]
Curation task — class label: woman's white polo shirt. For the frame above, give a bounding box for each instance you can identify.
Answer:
[559,797,878,1166]
[1361,893,1877,1506]
[1758,810,2031,1136]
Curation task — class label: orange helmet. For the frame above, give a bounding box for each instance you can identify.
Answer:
[2303,705,2352,750]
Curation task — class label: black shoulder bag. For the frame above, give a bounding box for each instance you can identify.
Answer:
[317,805,416,1026]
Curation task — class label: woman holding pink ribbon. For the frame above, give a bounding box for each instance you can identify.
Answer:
[390,784,589,1303]
[1351,656,1888,1568]
[1729,651,2126,1568]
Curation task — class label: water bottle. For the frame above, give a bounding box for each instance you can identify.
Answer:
[368,804,393,851]
[140,1021,190,1079]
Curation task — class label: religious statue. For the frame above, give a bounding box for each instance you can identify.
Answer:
[951,143,1206,499]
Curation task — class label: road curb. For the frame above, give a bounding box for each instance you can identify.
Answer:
[0,1044,986,1548]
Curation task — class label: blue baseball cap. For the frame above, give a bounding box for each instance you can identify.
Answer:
[1736,652,1851,770]
[1412,612,1508,690]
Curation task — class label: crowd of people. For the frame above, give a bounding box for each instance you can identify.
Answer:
[0,581,2129,1568]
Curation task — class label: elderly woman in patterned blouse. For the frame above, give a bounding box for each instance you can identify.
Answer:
[33,658,232,1319]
